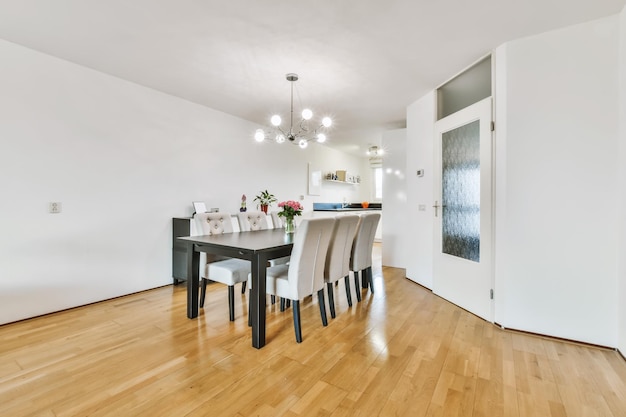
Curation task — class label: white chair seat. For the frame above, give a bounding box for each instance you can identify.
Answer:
[207,259,250,286]
[262,264,290,296]
[270,257,290,266]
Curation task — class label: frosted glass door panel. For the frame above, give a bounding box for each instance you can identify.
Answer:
[433,97,492,321]
[441,120,480,262]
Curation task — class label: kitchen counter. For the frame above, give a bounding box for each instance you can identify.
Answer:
[309,203,382,241]
[313,207,381,212]
[313,203,382,212]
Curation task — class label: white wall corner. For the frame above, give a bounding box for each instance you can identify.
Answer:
[493,43,509,327]
[382,128,407,268]
[494,15,620,346]
[405,91,435,289]
[617,3,626,356]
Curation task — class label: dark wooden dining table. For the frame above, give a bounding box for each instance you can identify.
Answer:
[178,228,294,349]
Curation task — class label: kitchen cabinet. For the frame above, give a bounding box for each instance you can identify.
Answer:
[307,210,382,242]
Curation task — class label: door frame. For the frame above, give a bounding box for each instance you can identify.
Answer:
[432,97,495,322]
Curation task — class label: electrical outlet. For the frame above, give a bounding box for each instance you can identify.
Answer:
[49,202,62,214]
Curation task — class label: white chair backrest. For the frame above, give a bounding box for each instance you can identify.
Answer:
[350,213,381,271]
[286,218,335,299]
[194,212,234,235]
[237,211,269,232]
[324,215,360,282]
[270,211,284,229]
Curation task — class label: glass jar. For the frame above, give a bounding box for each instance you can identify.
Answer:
[284,217,295,234]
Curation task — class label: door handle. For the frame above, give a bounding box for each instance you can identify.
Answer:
[432,201,447,217]
[433,201,440,217]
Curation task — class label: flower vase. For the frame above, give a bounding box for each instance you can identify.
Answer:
[284,217,295,234]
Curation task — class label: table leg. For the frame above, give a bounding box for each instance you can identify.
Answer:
[186,243,200,319]
[250,254,268,348]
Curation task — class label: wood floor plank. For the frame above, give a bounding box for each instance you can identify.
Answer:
[1,244,626,416]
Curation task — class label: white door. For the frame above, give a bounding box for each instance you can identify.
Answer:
[433,97,493,321]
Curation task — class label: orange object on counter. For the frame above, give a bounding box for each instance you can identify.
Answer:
[361,202,369,208]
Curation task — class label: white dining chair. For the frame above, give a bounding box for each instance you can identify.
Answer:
[324,215,360,318]
[237,210,288,306]
[270,211,284,229]
[195,212,250,321]
[237,211,269,231]
[248,217,335,343]
[237,210,289,277]
[349,212,381,302]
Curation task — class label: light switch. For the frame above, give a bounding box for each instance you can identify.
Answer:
[49,202,62,213]
[418,204,426,211]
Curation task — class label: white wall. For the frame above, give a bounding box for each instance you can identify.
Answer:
[0,39,369,324]
[381,128,407,267]
[403,15,622,347]
[494,16,620,346]
[405,92,435,288]
[618,5,626,355]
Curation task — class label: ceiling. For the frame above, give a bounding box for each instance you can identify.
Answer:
[0,0,624,156]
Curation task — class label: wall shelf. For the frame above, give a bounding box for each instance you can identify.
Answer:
[324,180,359,185]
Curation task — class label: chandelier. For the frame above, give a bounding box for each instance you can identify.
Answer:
[254,73,332,149]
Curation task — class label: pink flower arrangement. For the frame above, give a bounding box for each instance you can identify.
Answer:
[277,200,303,219]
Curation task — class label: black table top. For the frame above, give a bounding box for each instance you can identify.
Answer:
[178,228,294,252]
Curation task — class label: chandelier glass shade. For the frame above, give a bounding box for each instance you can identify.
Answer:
[254,73,332,149]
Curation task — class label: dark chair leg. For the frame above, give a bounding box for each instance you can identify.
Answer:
[248,290,252,327]
[200,278,208,307]
[286,299,291,309]
[318,289,328,326]
[354,271,362,302]
[228,285,235,321]
[241,281,247,294]
[344,275,353,307]
[293,300,302,343]
[367,266,374,293]
[361,270,367,288]
[327,282,336,319]
[280,297,286,312]
[271,295,276,305]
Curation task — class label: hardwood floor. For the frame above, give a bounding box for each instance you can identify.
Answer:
[1,245,626,416]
